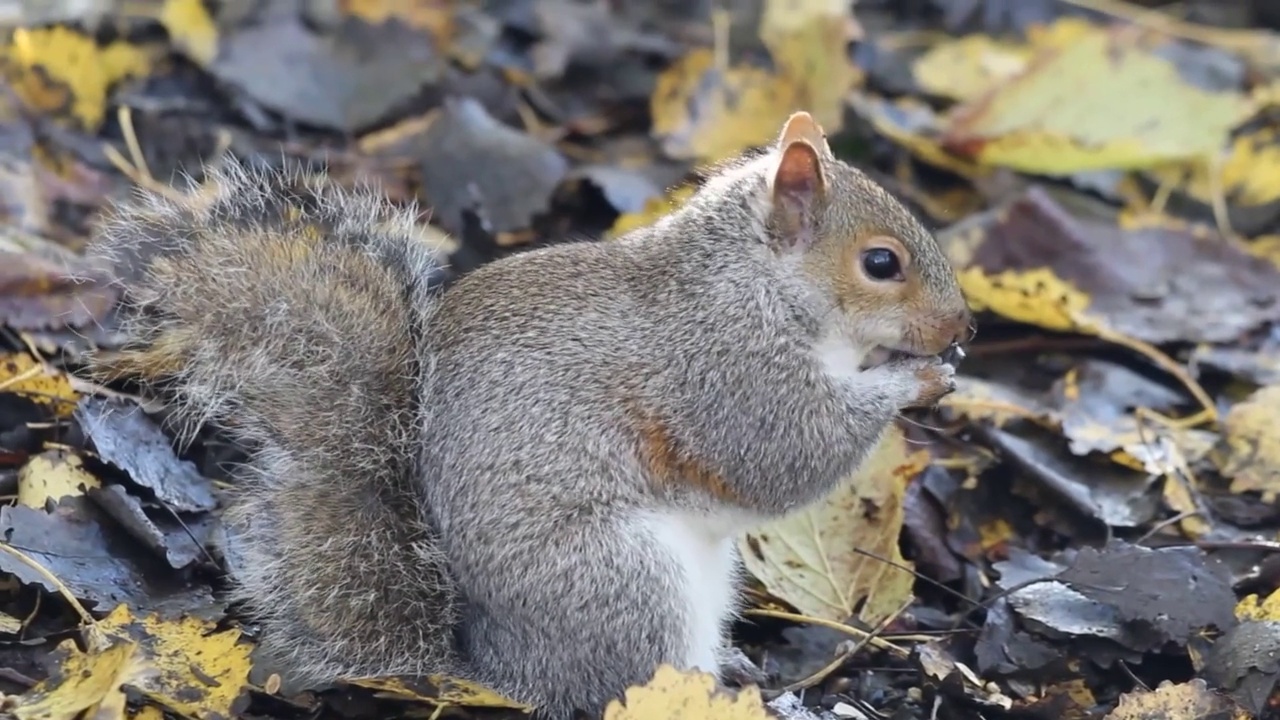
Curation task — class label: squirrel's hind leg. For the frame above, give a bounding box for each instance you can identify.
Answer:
[450,509,705,719]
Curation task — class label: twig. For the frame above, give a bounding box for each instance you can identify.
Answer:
[780,597,914,693]
[742,609,910,658]
[0,543,103,650]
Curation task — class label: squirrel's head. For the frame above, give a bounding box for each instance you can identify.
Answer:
[761,111,972,359]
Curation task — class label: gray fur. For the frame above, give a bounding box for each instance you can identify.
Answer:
[87,139,969,719]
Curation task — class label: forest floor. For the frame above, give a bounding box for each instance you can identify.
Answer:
[1,0,1280,718]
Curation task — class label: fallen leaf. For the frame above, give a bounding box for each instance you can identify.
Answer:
[75,397,218,513]
[1203,620,1280,715]
[757,0,862,131]
[17,449,100,508]
[11,638,138,720]
[1215,385,1280,502]
[1055,541,1238,648]
[0,352,79,418]
[917,641,1014,709]
[608,183,697,238]
[1236,589,1280,622]
[650,48,795,163]
[198,6,446,132]
[0,25,155,130]
[941,22,1252,173]
[0,249,120,332]
[160,0,220,65]
[403,97,569,238]
[346,675,531,712]
[89,484,215,570]
[12,604,250,720]
[0,495,215,615]
[603,665,771,720]
[940,186,1280,344]
[912,34,1032,103]
[1104,679,1246,720]
[739,424,923,625]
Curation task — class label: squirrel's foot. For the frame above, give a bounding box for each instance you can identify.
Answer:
[719,647,769,688]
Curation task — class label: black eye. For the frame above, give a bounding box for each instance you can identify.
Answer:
[862,248,902,281]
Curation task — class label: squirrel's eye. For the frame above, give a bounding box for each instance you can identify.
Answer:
[862,248,903,281]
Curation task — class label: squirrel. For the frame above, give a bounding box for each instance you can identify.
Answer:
[85,111,972,719]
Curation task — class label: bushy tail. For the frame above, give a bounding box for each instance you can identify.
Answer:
[86,161,460,685]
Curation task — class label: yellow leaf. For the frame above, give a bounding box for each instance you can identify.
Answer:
[958,267,1094,333]
[1235,589,1280,621]
[13,605,251,720]
[339,0,455,48]
[1147,128,1280,209]
[940,375,1060,428]
[739,425,923,625]
[651,48,796,163]
[1215,384,1280,502]
[912,35,1031,103]
[161,0,219,66]
[1,26,154,130]
[943,23,1252,173]
[603,665,771,720]
[13,640,139,720]
[346,675,531,712]
[608,184,697,238]
[758,0,862,131]
[1104,679,1248,720]
[0,352,80,417]
[17,450,100,509]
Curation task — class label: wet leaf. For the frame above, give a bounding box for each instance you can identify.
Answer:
[0,495,215,614]
[12,604,250,720]
[75,397,217,513]
[17,449,100,508]
[739,424,922,625]
[603,665,771,720]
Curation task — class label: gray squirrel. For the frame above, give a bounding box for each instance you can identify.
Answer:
[87,111,972,719]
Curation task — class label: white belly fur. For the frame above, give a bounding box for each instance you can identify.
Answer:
[640,509,747,674]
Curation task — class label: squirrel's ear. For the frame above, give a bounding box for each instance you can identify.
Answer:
[776,111,831,155]
[768,138,826,249]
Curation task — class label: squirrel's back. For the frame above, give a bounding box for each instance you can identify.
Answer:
[87,161,461,683]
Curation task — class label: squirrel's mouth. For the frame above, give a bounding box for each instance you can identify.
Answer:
[860,343,967,369]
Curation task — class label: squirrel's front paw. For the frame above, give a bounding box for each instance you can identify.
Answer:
[887,355,956,408]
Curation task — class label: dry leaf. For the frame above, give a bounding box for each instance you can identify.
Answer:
[650,48,795,163]
[160,0,220,66]
[17,450,100,509]
[941,22,1252,173]
[13,604,250,719]
[0,352,80,418]
[1104,679,1246,719]
[1,26,155,130]
[758,0,862,131]
[1216,385,1280,501]
[608,184,697,238]
[346,675,531,712]
[739,424,923,625]
[603,665,771,720]
[1236,589,1280,622]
